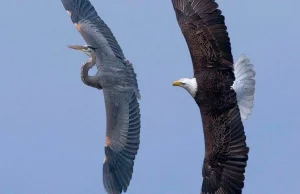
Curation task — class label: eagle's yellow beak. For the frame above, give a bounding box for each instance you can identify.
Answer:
[172,80,182,86]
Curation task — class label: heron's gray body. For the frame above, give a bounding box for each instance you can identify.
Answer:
[97,55,140,99]
[61,0,141,193]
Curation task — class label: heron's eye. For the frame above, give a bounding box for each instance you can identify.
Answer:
[88,46,96,50]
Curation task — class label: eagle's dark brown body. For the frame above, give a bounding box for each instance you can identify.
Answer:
[172,0,249,193]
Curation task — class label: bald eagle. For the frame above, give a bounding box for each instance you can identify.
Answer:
[171,0,255,193]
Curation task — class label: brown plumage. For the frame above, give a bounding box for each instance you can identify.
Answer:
[171,0,249,193]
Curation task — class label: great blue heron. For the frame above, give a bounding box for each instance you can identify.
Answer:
[61,0,141,193]
[171,0,255,193]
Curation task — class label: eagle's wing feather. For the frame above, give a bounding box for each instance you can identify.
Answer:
[172,1,249,193]
[172,0,233,74]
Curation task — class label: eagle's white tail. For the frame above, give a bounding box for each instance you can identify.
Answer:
[232,55,256,120]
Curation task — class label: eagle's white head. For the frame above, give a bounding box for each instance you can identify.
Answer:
[172,78,198,97]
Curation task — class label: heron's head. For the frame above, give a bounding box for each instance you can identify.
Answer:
[172,78,198,97]
[68,45,96,58]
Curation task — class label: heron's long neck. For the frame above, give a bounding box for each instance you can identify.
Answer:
[81,55,101,89]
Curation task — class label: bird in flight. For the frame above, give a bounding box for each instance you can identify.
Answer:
[61,0,141,193]
[171,0,255,193]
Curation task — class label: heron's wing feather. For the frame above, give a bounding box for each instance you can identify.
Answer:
[102,90,140,193]
[123,60,141,99]
[61,0,125,61]
[172,0,233,74]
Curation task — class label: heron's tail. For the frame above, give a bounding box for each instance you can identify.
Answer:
[232,54,256,120]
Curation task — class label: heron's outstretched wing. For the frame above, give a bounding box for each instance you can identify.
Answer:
[102,90,140,194]
[61,0,125,61]
[172,0,233,74]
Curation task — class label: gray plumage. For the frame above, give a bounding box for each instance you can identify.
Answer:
[61,0,141,193]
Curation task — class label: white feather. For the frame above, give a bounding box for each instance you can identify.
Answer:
[232,55,256,120]
[179,78,198,98]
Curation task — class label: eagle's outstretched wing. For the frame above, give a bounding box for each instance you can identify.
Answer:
[172,1,249,193]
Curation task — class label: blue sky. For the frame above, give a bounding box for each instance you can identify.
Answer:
[1,0,299,193]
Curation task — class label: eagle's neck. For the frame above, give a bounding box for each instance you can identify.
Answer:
[182,78,198,97]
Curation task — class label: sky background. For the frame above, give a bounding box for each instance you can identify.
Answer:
[0,0,299,194]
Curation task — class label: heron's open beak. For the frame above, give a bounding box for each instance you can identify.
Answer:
[172,80,182,86]
[67,45,85,51]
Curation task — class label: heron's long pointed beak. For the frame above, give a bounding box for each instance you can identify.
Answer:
[173,80,182,86]
[67,45,85,51]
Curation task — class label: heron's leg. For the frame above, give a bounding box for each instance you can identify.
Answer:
[81,60,102,90]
